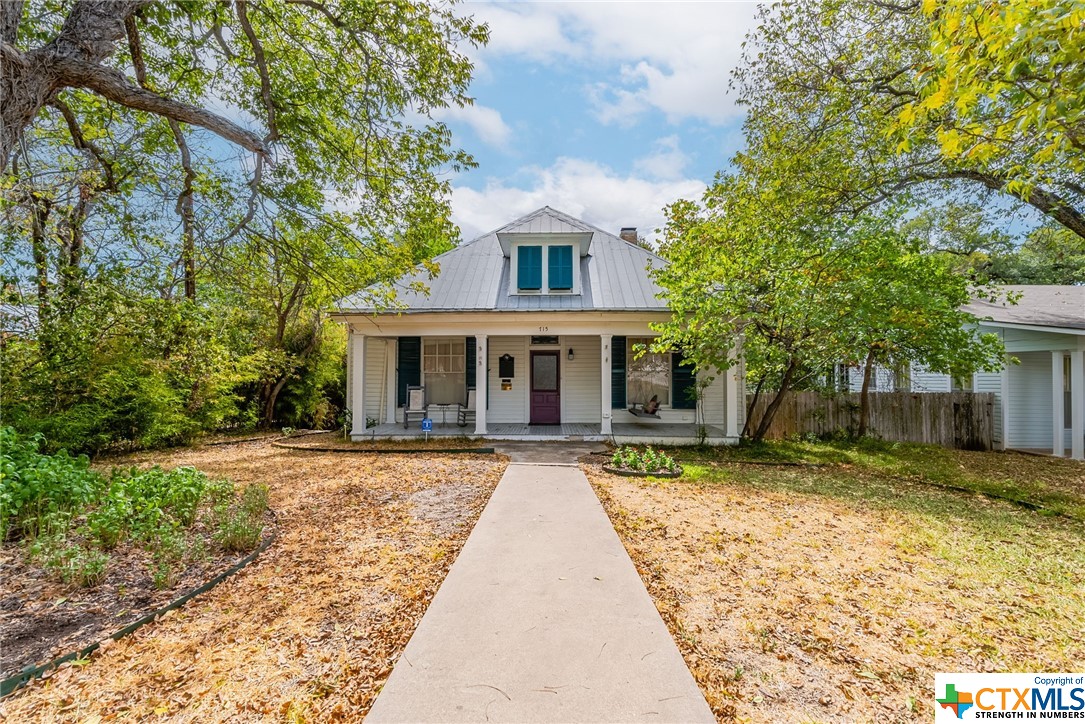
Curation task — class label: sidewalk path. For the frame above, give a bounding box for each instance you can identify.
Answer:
[366,448,714,723]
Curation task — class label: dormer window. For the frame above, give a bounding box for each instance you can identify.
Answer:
[510,238,582,294]
[517,245,542,291]
[548,245,573,290]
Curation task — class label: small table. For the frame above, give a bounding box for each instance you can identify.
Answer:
[427,404,458,425]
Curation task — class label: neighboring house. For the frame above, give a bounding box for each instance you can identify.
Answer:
[329,207,745,444]
[836,286,1085,459]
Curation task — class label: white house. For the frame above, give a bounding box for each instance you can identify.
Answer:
[329,207,745,444]
[836,286,1085,459]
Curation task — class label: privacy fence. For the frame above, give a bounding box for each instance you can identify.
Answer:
[747,391,995,450]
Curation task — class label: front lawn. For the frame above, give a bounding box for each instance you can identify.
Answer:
[586,441,1085,723]
[0,440,505,720]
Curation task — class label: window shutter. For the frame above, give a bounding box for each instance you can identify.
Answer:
[548,245,573,290]
[517,246,542,290]
[672,351,697,409]
[465,336,476,388]
[611,336,626,408]
[397,337,421,407]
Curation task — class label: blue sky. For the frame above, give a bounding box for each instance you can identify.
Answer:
[435,1,761,242]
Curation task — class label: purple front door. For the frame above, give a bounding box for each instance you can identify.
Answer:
[530,352,560,424]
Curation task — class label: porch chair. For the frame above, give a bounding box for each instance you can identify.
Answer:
[627,394,661,419]
[403,385,427,429]
[457,387,476,427]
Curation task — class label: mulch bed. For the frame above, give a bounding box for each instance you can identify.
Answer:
[0,510,276,681]
[0,441,506,721]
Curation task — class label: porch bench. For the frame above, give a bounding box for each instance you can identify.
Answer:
[627,395,661,419]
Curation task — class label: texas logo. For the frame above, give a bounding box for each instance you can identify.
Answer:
[937,683,975,719]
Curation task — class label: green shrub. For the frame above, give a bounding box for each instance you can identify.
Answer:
[610,445,680,474]
[0,428,105,540]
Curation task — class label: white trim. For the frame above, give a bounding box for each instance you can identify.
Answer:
[1072,348,1084,460]
[600,334,613,435]
[475,334,488,435]
[1000,354,1011,450]
[350,332,366,436]
[1053,351,1066,457]
[511,240,582,295]
[979,320,1085,336]
[385,339,397,425]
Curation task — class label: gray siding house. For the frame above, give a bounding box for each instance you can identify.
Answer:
[330,207,745,443]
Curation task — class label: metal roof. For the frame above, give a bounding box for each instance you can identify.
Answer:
[336,206,670,313]
[966,285,1085,331]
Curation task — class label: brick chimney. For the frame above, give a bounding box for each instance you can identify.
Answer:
[619,227,638,244]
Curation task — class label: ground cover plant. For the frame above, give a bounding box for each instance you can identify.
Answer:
[0,438,505,720]
[586,440,1085,722]
[0,427,270,677]
[609,445,681,475]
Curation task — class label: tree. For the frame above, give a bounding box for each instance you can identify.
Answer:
[653,175,1005,442]
[734,0,1085,240]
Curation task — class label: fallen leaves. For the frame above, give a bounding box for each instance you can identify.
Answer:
[0,440,505,721]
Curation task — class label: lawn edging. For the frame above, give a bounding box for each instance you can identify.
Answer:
[0,530,278,698]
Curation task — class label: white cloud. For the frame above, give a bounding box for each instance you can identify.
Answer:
[433,103,513,149]
[451,157,706,243]
[633,135,690,181]
[462,1,759,125]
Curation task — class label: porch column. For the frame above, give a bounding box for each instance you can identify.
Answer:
[350,331,366,438]
[1072,348,1084,460]
[474,334,488,435]
[600,334,613,435]
[725,337,743,439]
[385,338,397,425]
[1053,351,1066,457]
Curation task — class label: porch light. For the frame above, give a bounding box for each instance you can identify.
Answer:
[567,348,574,360]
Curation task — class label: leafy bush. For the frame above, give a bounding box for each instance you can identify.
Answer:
[610,445,680,474]
[0,428,104,539]
[29,535,110,588]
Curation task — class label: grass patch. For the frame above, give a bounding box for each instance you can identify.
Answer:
[671,438,1085,520]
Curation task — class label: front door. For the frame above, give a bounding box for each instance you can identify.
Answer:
[530,351,560,424]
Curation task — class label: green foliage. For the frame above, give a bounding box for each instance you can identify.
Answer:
[211,483,268,553]
[2,428,264,589]
[611,446,680,474]
[0,427,104,539]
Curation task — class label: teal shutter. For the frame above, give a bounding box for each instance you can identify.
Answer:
[611,336,626,408]
[397,337,421,407]
[518,246,542,290]
[466,337,476,388]
[548,245,573,290]
[672,351,697,409]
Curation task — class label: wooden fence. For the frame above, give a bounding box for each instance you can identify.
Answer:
[747,391,995,450]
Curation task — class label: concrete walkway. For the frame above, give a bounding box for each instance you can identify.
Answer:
[366,448,714,723]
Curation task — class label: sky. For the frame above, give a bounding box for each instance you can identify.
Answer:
[434,1,761,243]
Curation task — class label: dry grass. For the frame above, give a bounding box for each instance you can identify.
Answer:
[0,440,505,721]
[586,447,1085,723]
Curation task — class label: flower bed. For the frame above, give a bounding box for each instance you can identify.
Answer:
[604,445,682,478]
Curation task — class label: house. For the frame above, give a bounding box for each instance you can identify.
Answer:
[329,207,745,444]
[835,286,1085,459]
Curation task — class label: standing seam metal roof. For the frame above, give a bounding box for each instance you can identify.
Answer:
[336,206,669,312]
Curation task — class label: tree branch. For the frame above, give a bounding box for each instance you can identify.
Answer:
[235,0,279,141]
[1,1,24,46]
[49,56,270,160]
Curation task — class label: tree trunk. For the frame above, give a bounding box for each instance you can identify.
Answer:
[263,375,290,427]
[752,357,799,442]
[742,372,767,439]
[856,346,877,438]
[30,194,51,310]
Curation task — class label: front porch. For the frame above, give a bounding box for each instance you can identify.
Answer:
[358,420,730,445]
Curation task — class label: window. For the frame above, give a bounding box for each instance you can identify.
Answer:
[517,245,542,290]
[627,338,670,406]
[548,245,573,290]
[423,338,466,405]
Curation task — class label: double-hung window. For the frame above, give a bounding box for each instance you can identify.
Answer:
[627,338,671,406]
